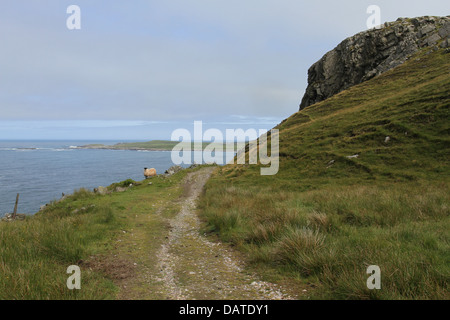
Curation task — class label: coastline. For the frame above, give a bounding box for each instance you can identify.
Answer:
[76,145,177,151]
[0,140,187,216]
[77,140,239,152]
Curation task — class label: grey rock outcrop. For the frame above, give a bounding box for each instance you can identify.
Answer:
[299,16,450,110]
[1,213,26,222]
[94,186,109,195]
[165,165,184,176]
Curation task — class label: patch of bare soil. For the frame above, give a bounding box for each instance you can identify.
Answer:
[80,254,136,282]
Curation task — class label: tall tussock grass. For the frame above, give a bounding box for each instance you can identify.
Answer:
[0,190,121,299]
[199,181,449,299]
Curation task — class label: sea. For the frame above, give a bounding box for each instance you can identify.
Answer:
[0,140,233,216]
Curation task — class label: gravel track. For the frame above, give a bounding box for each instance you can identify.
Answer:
[154,167,292,300]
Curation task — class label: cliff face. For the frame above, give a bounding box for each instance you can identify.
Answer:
[299,16,450,110]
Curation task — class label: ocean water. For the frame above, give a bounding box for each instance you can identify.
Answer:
[0,141,232,216]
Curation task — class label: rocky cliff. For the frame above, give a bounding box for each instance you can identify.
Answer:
[299,16,450,110]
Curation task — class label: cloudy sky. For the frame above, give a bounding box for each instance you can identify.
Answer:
[0,0,448,140]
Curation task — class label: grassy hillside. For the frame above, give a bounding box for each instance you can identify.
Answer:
[199,48,450,299]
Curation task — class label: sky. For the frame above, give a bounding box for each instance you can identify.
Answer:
[0,0,449,140]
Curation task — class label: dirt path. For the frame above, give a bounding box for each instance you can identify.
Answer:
[153,167,292,300]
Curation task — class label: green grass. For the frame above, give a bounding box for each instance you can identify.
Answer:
[0,190,121,299]
[199,48,450,299]
[82,140,238,152]
[0,170,189,299]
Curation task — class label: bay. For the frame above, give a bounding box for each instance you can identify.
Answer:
[0,140,232,216]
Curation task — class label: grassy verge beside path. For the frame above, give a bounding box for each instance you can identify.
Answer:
[0,169,188,299]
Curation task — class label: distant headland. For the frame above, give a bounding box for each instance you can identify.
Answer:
[77,140,236,151]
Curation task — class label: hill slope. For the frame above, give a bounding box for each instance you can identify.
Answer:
[300,16,449,109]
[199,47,450,299]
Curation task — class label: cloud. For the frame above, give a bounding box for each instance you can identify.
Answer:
[0,1,448,139]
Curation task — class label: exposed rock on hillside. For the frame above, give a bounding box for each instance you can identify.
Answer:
[299,16,450,110]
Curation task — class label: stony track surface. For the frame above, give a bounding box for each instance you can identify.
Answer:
[154,167,292,300]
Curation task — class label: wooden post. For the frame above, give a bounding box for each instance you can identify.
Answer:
[12,193,19,219]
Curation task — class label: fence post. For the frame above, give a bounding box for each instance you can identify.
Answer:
[12,193,19,219]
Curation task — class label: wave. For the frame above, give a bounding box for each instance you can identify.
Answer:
[51,149,74,152]
[0,147,75,152]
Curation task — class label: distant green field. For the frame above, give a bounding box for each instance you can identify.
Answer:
[81,140,238,151]
[199,48,450,299]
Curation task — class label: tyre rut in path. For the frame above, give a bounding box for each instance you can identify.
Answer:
[154,167,292,300]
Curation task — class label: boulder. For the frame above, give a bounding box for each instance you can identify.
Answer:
[165,165,184,176]
[94,186,109,195]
